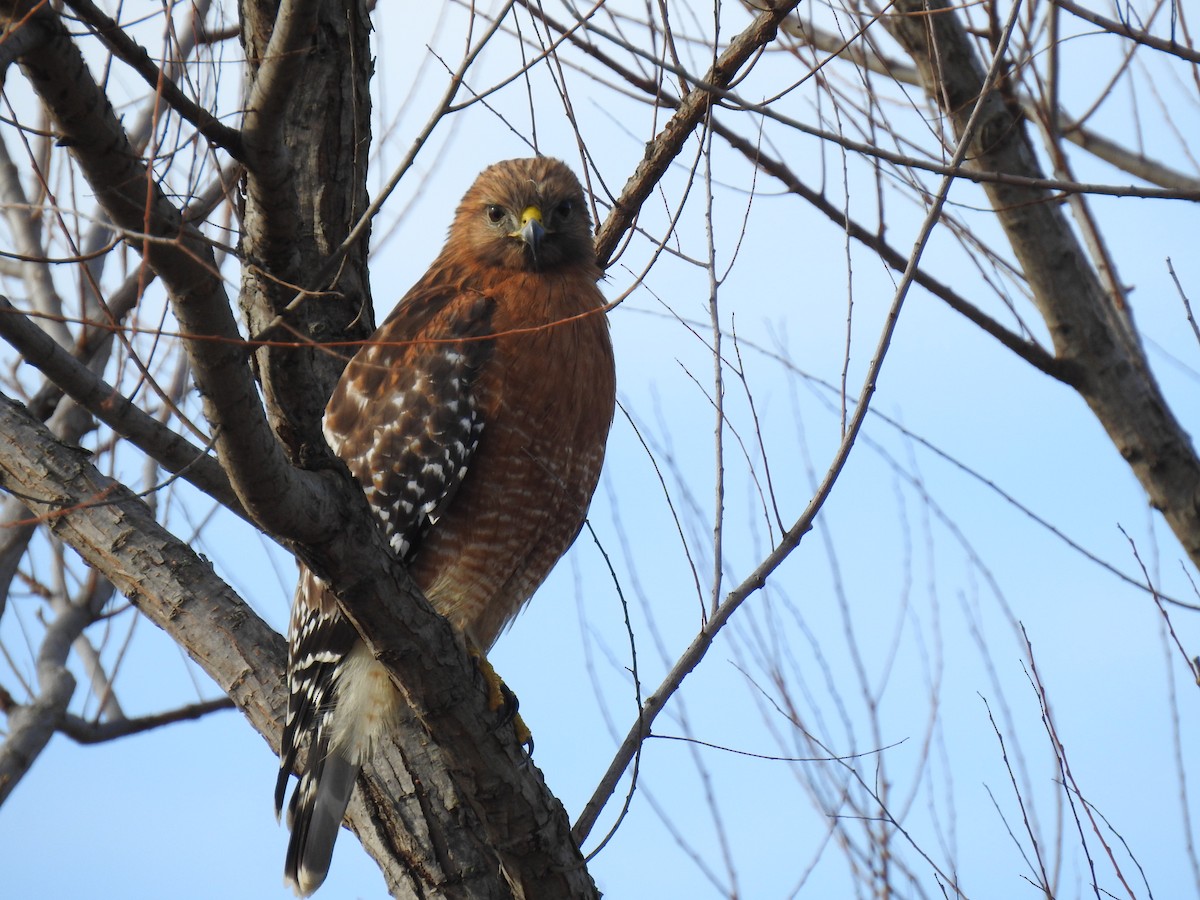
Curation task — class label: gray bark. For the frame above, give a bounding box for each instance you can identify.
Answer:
[884,0,1200,569]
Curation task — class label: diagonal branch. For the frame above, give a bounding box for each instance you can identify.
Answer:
[573,0,1027,845]
[0,385,596,898]
[60,0,246,160]
[885,0,1200,571]
[592,0,804,268]
[518,3,1186,381]
[6,0,339,545]
[1050,0,1200,63]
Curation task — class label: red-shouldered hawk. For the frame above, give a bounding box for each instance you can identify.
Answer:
[274,157,616,896]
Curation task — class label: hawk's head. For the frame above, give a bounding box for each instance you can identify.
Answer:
[452,157,595,273]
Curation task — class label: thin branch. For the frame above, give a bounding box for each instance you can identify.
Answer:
[1023,628,1134,899]
[1119,525,1200,683]
[593,0,805,267]
[981,694,1053,894]
[60,0,246,159]
[58,697,235,744]
[1051,0,1200,63]
[0,297,249,521]
[1167,257,1200,347]
[0,598,84,803]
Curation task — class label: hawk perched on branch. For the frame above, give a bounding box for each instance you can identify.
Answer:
[274,157,617,896]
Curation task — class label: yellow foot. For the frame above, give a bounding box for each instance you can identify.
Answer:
[469,646,534,754]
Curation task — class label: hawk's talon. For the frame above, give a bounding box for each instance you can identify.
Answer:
[469,644,535,754]
[518,730,535,763]
[495,678,520,727]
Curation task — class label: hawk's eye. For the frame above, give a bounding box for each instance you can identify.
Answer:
[555,199,574,218]
[486,205,506,224]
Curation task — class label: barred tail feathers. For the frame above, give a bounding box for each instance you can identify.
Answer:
[281,644,402,896]
[284,733,358,897]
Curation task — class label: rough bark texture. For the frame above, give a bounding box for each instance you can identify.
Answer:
[885,0,1200,568]
[238,0,377,460]
[0,396,287,742]
[0,393,596,899]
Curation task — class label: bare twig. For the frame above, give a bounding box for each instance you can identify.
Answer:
[981,694,1052,894]
[58,697,235,743]
[1166,258,1200,348]
[1118,525,1200,684]
[60,0,245,159]
[1022,627,1135,899]
[593,0,805,267]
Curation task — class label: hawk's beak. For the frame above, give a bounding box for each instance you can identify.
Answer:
[514,206,545,250]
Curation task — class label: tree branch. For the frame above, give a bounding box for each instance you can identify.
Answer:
[60,0,246,160]
[0,589,84,802]
[6,0,342,545]
[58,697,236,744]
[1050,0,1200,63]
[0,393,287,733]
[885,0,1200,568]
[593,0,805,268]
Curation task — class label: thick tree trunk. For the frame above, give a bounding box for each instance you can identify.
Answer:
[238,0,377,458]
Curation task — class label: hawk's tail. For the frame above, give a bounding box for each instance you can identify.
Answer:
[278,642,401,896]
[283,729,359,898]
